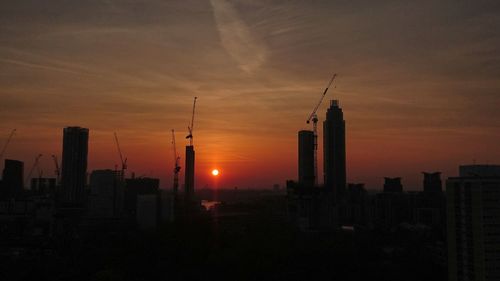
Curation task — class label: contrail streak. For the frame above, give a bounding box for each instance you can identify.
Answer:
[210,0,267,73]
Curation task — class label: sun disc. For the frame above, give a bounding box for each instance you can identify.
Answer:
[211,169,219,176]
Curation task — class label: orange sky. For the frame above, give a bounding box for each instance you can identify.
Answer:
[1,1,500,190]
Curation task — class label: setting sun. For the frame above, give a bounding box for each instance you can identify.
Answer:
[211,169,220,176]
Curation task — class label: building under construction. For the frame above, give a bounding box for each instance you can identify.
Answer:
[287,74,347,230]
[184,145,195,200]
[288,100,347,230]
[184,97,197,202]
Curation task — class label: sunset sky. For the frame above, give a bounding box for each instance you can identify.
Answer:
[1,0,500,190]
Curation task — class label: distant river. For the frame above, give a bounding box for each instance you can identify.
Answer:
[201,200,221,210]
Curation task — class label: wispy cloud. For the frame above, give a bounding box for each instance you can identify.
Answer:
[210,0,267,73]
[0,58,88,76]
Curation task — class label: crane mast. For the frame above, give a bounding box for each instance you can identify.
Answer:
[172,129,181,193]
[306,73,337,186]
[0,129,16,162]
[51,155,61,184]
[114,132,127,181]
[26,154,43,184]
[186,97,198,146]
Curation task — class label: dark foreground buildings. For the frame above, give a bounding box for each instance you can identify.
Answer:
[1,159,24,198]
[0,121,496,281]
[447,165,500,281]
[124,177,159,217]
[88,169,123,218]
[298,130,315,187]
[383,177,403,193]
[423,172,442,193]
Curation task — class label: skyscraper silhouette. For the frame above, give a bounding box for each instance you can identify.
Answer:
[60,126,89,206]
[422,172,442,192]
[383,177,403,193]
[323,100,346,202]
[2,159,23,197]
[298,130,315,187]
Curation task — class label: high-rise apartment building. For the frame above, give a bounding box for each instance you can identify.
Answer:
[447,165,500,281]
[60,126,89,206]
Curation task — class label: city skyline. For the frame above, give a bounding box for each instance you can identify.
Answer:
[1,2,499,280]
[1,1,500,189]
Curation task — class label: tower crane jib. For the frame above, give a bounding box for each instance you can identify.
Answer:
[186,97,198,146]
[305,73,338,186]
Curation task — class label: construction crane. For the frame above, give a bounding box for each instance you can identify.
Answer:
[185,97,198,146]
[51,155,60,184]
[171,129,181,193]
[0,129,16,162]
[306,73,337,186]
[25,154,43,183]
[114,132,127,181]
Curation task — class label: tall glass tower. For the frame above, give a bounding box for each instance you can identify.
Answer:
[323,100,346,202]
